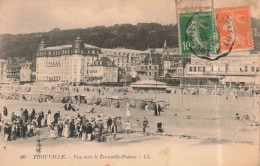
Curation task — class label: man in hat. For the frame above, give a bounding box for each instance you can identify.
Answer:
[37,113,43,128]
[54,111,60,125]
[154,103,158,116]
[57,121,63,137]
[69,119,75,137]
[21,122,27,138]
[111,121,117,141]
[86,123,93,141]
[107,117,112,133]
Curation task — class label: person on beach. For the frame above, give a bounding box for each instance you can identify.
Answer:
[107,117,112,133]
[154,103,158,116]
[81,122,87,142]
[54,111,60,125]
[3,106,8,117]
[126,121,131,133]
[86,123,93,141]
[158,104,162,116]
[126,106,131,117]
[111,121,117,141]
[64,119,70,138]
[57,121,63,137]
[143,117,148,133]
[69,119,75,137]
[49,122,55,138]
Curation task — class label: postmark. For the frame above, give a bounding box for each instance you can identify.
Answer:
[215,6,254,52]
[178,9,241,61]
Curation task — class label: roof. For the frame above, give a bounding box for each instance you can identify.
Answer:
[41,43,99,51]
[90,57,117,67]
[163,54,177,61]
[144,48,179,54]
[131,79,167,86]
[84,43,99,49]
[43,45,72,50]
[131,80,168,89]
[101,48,144,53]
[143,53,162,65]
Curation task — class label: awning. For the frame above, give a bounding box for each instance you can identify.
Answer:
[220,76,255,83]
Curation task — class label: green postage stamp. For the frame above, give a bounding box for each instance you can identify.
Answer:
[179,11,216,55]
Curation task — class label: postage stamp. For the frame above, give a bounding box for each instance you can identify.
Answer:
[179,11,215,55]
[215,6,254,52]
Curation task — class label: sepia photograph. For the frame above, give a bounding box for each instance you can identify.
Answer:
[0,0,259,165]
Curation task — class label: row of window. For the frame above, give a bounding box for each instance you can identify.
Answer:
[140,65,158,70]
[189,66,206,72]
[244,66,260,72]
[103,51,139,56]
[139,71,158,76]
[188,66,260,73]
[39,49,101,56]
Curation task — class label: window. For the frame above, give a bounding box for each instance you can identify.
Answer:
[245,66,248,72]
[154,66,157,70]
[149,66,151,69]
[251,67,255,72]
[189,67,192,72]
[198,67,201,72]
[256,67,260,72]
[203,67,205,72]
[193,67,196,72]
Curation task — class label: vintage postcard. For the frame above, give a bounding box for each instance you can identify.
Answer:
[0,0,259,166]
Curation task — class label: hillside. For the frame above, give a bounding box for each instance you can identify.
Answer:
[0,23,178,60]
[0,18,259,60]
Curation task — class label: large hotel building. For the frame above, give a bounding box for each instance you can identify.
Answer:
[36,37,101,84]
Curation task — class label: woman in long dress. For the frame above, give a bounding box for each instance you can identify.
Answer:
[126,108,131,117]
[117,117,122,133]
[47,113,52,126]
[64,120,70,138]
[50,123,55,138]
[81,123,86,142]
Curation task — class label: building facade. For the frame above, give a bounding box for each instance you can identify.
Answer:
[36,37,101,84]
[6,57,26,83]
[100,48,143,67]
[0,59,7,83]
[135,52,162,80]
[87,57,118,84]
[184,51,260,86]
[20,61,35,83]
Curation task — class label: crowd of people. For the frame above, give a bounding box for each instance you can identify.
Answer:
[0,107,46,141]
[0,104,155,142]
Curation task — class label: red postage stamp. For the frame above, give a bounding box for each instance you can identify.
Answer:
[215,6,254,52]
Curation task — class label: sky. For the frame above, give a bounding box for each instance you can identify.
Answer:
[0,0,259,34]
